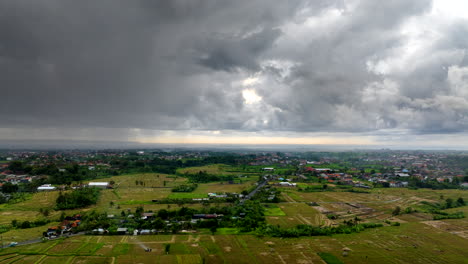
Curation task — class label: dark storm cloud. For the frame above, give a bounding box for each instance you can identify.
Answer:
[1,0,468,140]
[0,0,315,131]
[197,28,282,71]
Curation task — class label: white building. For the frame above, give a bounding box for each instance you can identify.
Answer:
[37,184,56,191]
[88,182,110,188]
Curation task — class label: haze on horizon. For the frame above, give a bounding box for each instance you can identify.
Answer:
[2,0,468,148]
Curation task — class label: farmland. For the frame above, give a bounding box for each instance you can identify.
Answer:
[1,149,468,263]
[1,221,468,264]
[1,182,466,263]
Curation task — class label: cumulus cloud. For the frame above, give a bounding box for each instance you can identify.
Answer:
[1,0,468,144]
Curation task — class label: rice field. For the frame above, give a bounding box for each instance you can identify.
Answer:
[176,164,240,175]
[1,171,467,263]
[1,222,467,264]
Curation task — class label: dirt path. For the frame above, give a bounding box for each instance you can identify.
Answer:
[277,253,287,264]
[282,193,296,203]
[297,214,312,225]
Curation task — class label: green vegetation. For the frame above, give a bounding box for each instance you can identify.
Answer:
[55,188,101,210]
[167,193,207,199]
[172,184,198,192]
[257,223,383,238]
[317,252,344,264]
[181,170,235,183]
[263,206,286,216]
[433,211,465,220]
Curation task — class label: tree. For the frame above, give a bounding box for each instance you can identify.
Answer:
[42,209,50,217]
[456,197,465,206]
[392,206,401,216]
[164,244,171,254]
[445,198,454,209]
[20,221,31,229]
[157,209,169,220]
[135,206,144,217]
[210,225,217,235]
[8,161,24,172]
[2,182,18,193]
[60,212,66,222]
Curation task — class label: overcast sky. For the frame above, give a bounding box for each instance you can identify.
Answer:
[1,0,468,148]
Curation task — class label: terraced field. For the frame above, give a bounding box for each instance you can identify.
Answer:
[1,221,467,264]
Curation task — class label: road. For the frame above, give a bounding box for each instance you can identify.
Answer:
[240,178,268,204]
[10,231,87,248]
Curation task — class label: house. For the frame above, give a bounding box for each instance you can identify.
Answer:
[45,227,59,237]
[92,228,106,235]
[315,168,332,172]
[88,182,110,188]
[395,173,410,177]
[278,182,296,187]
[117,228,128,235]
[262,167,274,171]
[141,213,155,220]
[140,229,151,235]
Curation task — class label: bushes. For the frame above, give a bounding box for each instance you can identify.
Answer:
[257,222,383,238]
[385,220,401,226]
[420,197,466,212]
[11,219,51,229]
[56,187,101,210]
[327,214,339,220]
[433,211,464,220]
[172,184,198,192]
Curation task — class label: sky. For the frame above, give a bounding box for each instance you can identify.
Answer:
[1,0,468,148]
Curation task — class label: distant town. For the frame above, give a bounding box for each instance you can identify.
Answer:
[1,149,468,196]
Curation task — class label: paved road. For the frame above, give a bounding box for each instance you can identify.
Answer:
[10,231,87,248]
[240,178,268,204]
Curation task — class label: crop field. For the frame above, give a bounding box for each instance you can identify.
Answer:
[168,193,208,199]
[177,165,241,175]
[1,222,467,264]
[0,192,60,224]
[266,203,326,228]
[193,181,256,194]
[263,205,286,216]
[99,173,187,188]
[0,171,467,264]
[0,223,61,243]
[278,187,468,224]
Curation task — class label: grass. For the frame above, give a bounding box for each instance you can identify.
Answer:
[177,164,239,175]
[215,228,241,235]
[193,181,255,194]
[263,207,286,216]
[317,252,344,264]
[167,193,207,199]
[0,224,60,243]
